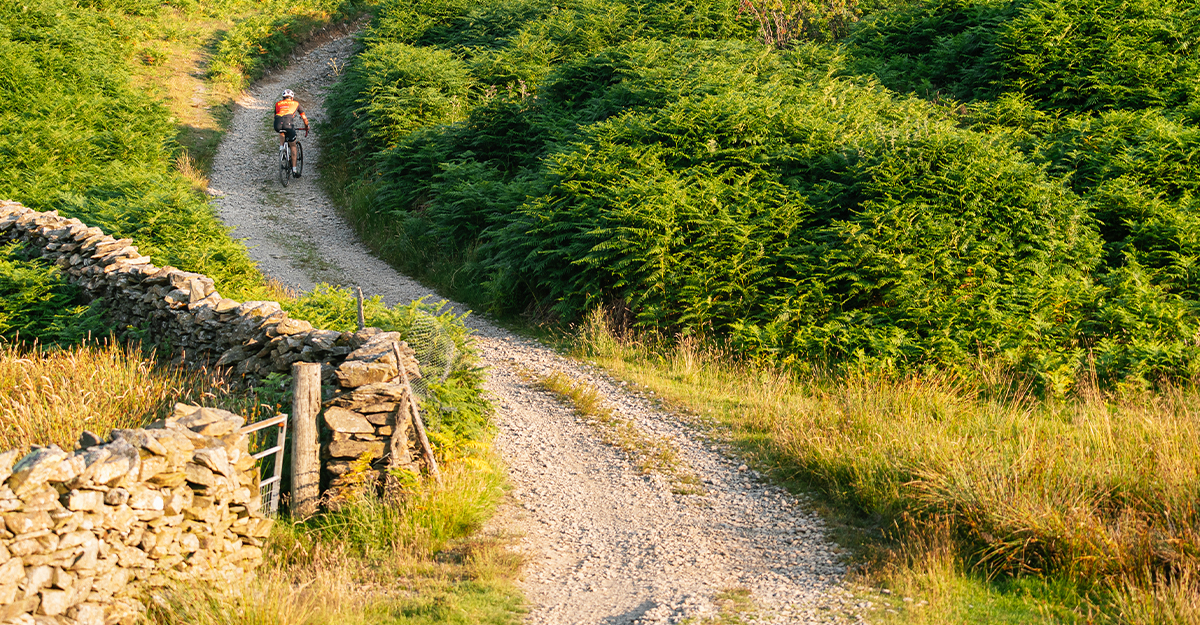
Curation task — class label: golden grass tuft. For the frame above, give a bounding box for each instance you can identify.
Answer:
[175,151,210,192]
[1115,570,1200,625]
[0,340,259,451]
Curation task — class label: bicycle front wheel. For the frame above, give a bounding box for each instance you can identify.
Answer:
[279,143,290,188]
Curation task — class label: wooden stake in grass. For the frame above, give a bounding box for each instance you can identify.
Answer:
[392,342,442,487]
[355,287,366,331]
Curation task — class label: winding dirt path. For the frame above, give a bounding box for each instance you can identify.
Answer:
[209,32,859,624]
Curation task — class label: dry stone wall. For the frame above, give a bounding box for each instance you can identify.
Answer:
[0,405,271,625]
[0,199,434,478]
[0,201,440,620]
[0,201,408,386]
[1,201,437,506]
[324,334,427,493]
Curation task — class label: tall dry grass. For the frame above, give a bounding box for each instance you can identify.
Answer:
[0,341,261,451]
[570,310,1200,619]
[1115,571,1200,625]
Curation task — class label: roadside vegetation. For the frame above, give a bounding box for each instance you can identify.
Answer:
[1,0,520,622]
[0,0,370,303]
[322,0,1200,621]
[0,340,521,625]
[574,311,1200,623]
[324,0,1200,392]
[148,459,522,625]
[0,341,258,450]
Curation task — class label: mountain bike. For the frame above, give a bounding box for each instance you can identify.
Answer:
[277,135,304,187]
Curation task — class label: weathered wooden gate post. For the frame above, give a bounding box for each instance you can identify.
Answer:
[291,362,322,518]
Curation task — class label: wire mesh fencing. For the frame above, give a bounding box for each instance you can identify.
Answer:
[402,311,461,401]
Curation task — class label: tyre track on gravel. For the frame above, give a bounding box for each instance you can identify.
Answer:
[209,31,862,625]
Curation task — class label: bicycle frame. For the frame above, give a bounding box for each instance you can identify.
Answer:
[277,132,303,187]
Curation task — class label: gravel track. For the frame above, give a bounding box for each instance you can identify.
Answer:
[209,32,860,625]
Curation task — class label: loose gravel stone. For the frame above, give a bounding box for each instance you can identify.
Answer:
[210,29,863,625]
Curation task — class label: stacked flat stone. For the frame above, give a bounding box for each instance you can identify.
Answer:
[0,201,410,385]
[0,405,271,625]
[323,331,424,491]
[1,199,444,491]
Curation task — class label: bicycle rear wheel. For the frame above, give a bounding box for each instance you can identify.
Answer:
[294,142,304,179]
[279,143,290,188]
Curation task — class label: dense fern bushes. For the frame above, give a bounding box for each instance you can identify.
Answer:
[326,0,1200,390]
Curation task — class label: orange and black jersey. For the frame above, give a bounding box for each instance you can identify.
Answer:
[274,99,307,131]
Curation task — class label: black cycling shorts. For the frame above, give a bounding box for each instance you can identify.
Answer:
[279,127,298,143]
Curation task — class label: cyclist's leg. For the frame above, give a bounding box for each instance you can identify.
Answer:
[284,129,298,169]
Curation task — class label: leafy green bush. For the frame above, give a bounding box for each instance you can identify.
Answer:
[997,0,1200,112]
[480,77,1100,374]
[326,0,1200,386]
[0,244,107,345]
[796,129,1099,370]
[844,0,1016,101]
[846,0,1200,112]
[641,0,757,40]
[324,42,474,158]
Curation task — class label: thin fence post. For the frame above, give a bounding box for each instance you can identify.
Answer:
[291,362,321,518]
[355,287,365,331]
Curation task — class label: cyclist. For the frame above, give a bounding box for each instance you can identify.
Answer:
[274,89,309,178]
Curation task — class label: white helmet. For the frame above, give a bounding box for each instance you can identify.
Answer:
[281,89,295,99]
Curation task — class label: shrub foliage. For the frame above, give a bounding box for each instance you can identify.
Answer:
[326,0,1200,390]
[0,244,107,345]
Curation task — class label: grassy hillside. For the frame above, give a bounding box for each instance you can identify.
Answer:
[2,0,256,296]
[324,0,1200,392]
[0,0,491,411]
[322,0,1200,620]
[0,0,345,345]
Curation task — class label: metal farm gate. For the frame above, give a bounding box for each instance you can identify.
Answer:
[240,413,288,515]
